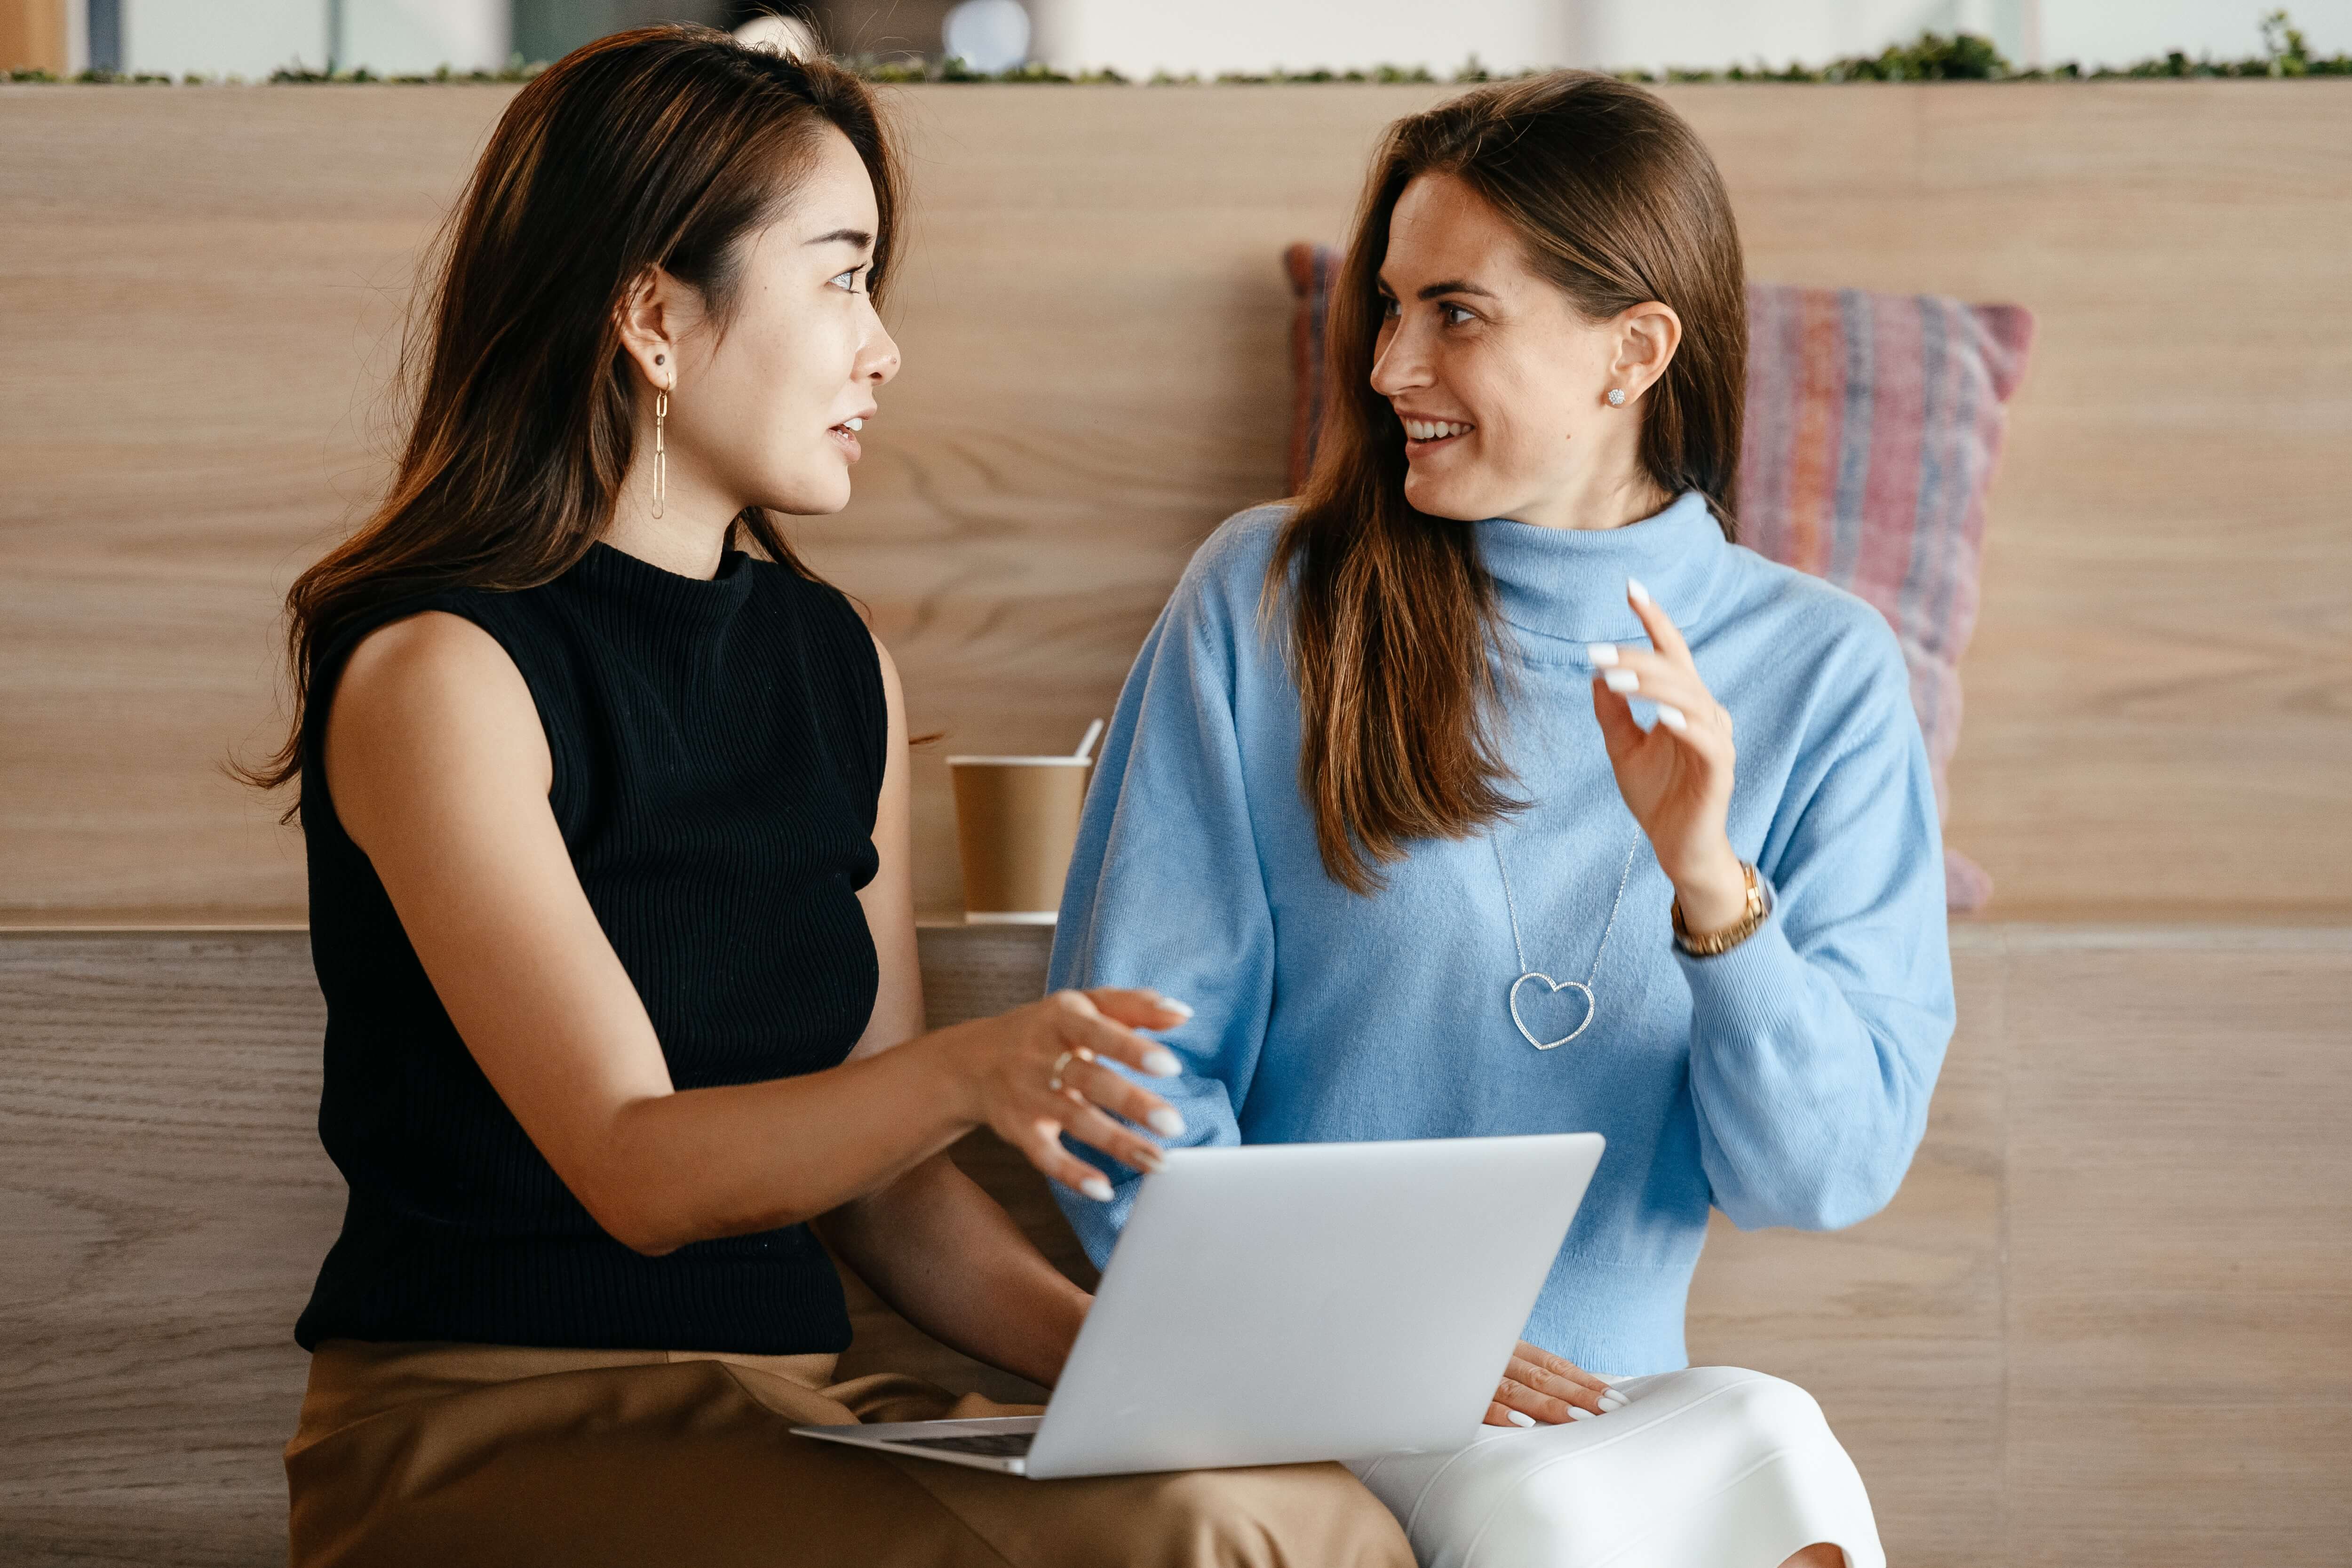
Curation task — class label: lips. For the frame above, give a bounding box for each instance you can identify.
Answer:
[828,411,872,458]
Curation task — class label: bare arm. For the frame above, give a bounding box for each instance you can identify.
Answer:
[325,612,1184,1258]
[813,635,1093,1385]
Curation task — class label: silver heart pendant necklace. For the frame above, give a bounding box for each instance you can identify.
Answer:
[1494,829,1643,1050]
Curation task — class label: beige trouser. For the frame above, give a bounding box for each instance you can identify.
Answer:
[286,1340,1414,1568]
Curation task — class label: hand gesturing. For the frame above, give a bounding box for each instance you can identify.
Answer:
[1588,578,1748,933]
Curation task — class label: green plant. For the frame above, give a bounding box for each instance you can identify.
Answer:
[267,55,543,84]
[842,53,1123,83]
[1620,10,2348,82]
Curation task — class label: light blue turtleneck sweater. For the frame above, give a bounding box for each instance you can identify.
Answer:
[1048,493,1955,1375]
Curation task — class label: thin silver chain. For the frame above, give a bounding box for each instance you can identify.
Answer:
[1493,831,1642,991]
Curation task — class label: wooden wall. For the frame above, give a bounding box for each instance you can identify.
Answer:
[5,925,2346,1566]
[2,80,2349,923]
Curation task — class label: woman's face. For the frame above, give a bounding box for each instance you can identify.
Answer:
[664,125,900,517]
[1371,172,1671,529]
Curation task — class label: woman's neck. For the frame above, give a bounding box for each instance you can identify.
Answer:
[1506,456,1673,534]
[605,454,737,580]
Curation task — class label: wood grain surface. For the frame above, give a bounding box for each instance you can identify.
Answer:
[0,932,339,1568]
[2,82,2348,923]
[3,924,2346,1565]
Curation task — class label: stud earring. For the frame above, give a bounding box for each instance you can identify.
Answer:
[1606,387,1628,407]
[652,380,670,520]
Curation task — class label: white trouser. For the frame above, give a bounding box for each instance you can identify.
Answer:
[1347,1366,1884,1568]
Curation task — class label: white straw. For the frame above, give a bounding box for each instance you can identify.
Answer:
[1073,718,1106,763]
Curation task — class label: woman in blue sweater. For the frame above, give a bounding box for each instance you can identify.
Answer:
[1051,74,1953,1568]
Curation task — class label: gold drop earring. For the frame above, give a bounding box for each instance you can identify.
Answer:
[651,353,670,520]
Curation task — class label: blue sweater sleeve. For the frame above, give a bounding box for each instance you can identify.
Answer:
[1680,615,1957,1232]
[1047,539,1273,1266]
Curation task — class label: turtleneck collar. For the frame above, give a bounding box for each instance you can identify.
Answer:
[1472,491,1727,664]
[572,539,756,627]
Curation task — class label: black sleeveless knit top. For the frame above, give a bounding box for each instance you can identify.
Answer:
[294,543,886,1354]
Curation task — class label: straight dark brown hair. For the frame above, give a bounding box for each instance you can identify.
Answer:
[1270,72,1747,893]
[240,25,901,805]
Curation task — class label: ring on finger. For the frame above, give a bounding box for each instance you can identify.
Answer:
[1047,1045,1095,1093]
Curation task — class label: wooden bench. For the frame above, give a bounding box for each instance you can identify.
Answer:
[3,923,2345,1566]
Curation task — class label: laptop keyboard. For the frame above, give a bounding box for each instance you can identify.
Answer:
[894,1432,1036,1457]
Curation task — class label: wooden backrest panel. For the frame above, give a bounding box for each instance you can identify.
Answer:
[2,81,2348,923]
[5,925,2348,1563]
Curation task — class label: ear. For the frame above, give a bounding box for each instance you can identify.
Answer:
[1612,302,1684,404]
[615,264,690,390]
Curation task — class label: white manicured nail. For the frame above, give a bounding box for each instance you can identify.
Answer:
[1586,643,1620,667]
[1505,1409,1536,1428]
[1599,1392,1627,1409]
[1567,1405,1598,1421]
[1656,704,1688,732]
[1627,576,1652,606]
[1146,1107,1186,1137]
[1143,1049,1182,1078]
[1604,669,1640,694]
[1080,1175,1114,1202]
[1157,997,1194,1019]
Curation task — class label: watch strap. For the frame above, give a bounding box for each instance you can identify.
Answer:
[1671,861,1770,957]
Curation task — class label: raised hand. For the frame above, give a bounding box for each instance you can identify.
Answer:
[1588,577,1750,936]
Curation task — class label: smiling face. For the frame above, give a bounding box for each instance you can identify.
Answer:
[1372,172,1676,531]
[660,124,900,517]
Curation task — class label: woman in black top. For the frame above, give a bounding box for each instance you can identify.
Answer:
[251,27,1410,1568]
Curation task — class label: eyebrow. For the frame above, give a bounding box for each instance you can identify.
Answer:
[804,227,873,250]
[1374,274,1499,301]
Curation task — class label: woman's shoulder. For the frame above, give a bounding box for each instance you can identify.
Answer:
[1718,547,1904,666]
[311,589,516,730]
[1141,504,1296,671]
[1160,502,1296,628]
[1184,502,1295,589]
[1711,546,1913,730]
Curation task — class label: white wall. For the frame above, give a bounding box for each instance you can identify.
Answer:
[1580,0,2027,74]
[344,0,511,73]
[2038,0,2350,67]
[121,0,508,78]
[124,0,326,76]
[1027,0,1576,77]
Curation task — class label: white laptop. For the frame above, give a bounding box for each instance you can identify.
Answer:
[792,1132,1604,1479]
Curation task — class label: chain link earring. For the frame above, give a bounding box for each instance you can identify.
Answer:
[651,353,670,520]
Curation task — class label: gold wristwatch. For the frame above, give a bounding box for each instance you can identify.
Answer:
[1671,861,1770,957]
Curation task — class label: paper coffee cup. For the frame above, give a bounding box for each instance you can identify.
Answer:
[948,756,1094,924]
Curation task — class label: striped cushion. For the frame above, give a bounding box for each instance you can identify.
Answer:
[1283,245,2034,911]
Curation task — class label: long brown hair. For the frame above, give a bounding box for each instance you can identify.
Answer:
[241,25,901,803]
[1270,72,1747,893]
